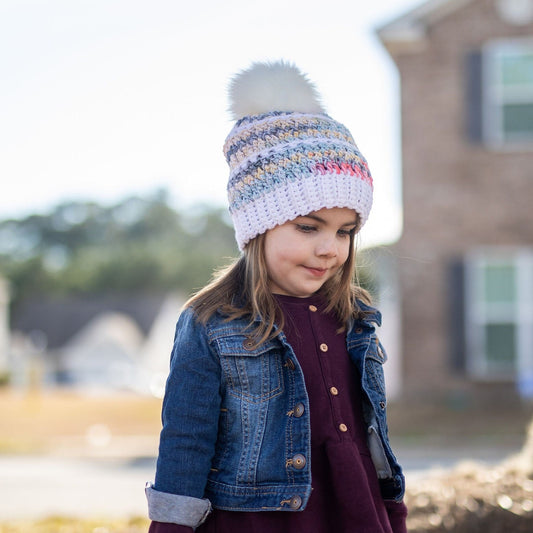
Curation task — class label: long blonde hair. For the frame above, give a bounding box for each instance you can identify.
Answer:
[185,230,371,347]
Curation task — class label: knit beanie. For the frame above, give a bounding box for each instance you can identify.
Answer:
[224,61,373,251]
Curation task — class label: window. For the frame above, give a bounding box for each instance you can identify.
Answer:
[466,39,533,148]
[483,39,533,147]
[465,248,533,382]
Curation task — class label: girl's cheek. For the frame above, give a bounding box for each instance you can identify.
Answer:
[340,242,351,262]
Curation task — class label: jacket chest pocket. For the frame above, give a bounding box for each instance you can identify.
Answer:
[215,336,284,403]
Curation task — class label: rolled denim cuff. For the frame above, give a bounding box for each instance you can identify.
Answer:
[145,482,212,527]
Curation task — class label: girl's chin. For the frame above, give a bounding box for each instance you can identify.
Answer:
[273,282,325,298]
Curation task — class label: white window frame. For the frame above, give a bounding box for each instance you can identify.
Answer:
[465,247,533,382]
[482,38,533,149]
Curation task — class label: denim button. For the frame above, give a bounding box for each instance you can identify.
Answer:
[286,358,296,370]
[289,495,302,509]
[242,338,254,350]
[355,327,363,334]
[292,454,306,469]
[294,403,305,417]
[380,401,386,409]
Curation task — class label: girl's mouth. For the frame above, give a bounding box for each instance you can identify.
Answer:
[304,266,328,277]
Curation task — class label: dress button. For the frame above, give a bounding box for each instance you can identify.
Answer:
[292,454,307,469]
[294,402,305,417]
[330,386,339,396]
[319,343,328,352]
[289,495,302,509]
[339,423,348,432]
[309,304,317,312]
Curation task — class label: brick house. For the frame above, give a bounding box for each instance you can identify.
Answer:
[377,0,533,404]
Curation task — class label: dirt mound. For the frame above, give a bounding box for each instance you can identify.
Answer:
[406,420,533,532]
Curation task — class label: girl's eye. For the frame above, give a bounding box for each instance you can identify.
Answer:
[337,228,355,238]
[296,224,316,233]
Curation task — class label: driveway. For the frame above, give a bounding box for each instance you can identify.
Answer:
[0,441,523,520]
[0,455,156,520]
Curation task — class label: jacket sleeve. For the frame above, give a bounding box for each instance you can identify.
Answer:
[146,308,221,527]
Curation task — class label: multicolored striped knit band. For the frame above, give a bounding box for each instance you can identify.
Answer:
[224,110,373,250]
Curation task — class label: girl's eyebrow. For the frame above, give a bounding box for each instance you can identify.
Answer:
[300,214,358,227]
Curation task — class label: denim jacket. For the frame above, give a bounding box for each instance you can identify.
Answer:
[146,301,405,528]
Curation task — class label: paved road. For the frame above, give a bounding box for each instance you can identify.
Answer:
[0,455,157,520]
[0,442,523,520]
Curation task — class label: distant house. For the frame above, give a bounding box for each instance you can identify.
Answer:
[60,311,145,390]
[9,292,184,395]
[377,0,533,403]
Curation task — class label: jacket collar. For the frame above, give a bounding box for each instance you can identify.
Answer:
[219,295,382,328]
[356,300,382,327]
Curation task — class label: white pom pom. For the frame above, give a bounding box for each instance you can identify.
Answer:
[228,60,325,120]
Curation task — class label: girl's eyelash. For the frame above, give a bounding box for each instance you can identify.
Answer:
[338,228,356,237]
[296,224,355,236]
[296,224,316,232]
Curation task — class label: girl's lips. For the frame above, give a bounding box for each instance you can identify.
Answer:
[304,266,328,277]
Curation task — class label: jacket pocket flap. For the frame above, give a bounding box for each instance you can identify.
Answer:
[214,335,279,357]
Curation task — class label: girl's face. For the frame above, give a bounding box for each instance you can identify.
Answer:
[263,207,358,298]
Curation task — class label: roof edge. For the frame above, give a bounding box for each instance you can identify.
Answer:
[377,0,473,46]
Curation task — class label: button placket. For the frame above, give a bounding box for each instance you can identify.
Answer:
[306,298,353,447]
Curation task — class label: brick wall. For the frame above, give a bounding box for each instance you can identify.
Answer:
[387,0,533,400]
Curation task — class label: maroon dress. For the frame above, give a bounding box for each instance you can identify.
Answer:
[150,294,407,532]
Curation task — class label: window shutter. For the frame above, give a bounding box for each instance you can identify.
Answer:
[448,258,466,373]
[465,50,483,143]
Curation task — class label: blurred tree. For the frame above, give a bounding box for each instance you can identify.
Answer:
[0,190,375,314]
[0,190,238,313]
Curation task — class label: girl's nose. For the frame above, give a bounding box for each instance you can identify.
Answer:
[316,237,337,257]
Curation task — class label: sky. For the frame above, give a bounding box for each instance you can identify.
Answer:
[0,0,425,247]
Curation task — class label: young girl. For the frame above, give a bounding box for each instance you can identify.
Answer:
[146,61,407,533]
